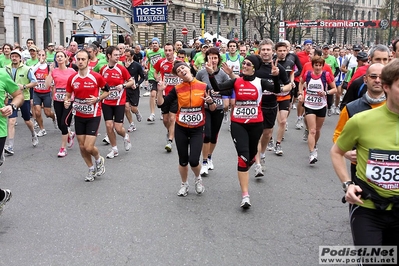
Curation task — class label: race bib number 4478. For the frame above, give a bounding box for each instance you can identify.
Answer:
[366,149,399,190]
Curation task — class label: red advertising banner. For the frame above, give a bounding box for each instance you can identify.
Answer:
[284,20,390,29]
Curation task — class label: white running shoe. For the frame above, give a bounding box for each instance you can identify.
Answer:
[254,163,264,178]
[207,159,214,170]
[106,149,119,159]
[67,132,75,149]
[124,135,131,151]
[147,113,155,122]
[309,150,318,164]
[102,135,110,145]
[127,122,136,132]
[57,148,67,157]
[295,117,303,130]
[135,111,142,122]
[266,139,274,151]
[194,177,205,194]
[177,183,189,197]
[37,129,47,137]
[200,162,209,176]
[95,156,105,176]
[240,195,251,209]
[165,140,172,153]
[85,169,96,182]
[32,133,39,147]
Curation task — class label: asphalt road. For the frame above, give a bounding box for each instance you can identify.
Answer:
[0,93,352,266]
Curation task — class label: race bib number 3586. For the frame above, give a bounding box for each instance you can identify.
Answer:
[366,149,399,190]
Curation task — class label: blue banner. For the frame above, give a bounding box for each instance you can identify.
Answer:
[132,5,168,24]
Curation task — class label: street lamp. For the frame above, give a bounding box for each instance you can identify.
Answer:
[216,0,221,39]
[201,0,209,37]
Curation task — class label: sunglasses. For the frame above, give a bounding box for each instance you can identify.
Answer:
[368,74,381,80]
[243,61,253,67]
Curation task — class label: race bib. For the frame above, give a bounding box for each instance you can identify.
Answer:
[365,149,399,190]
[164,73,181,86]
[233,100,258,119]
[178,107,203,126]
[73,98,94,115]
[36,81,47,91]
[106,86,121,100]
[54,88,66,101]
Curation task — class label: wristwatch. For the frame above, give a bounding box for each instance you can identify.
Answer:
[8,103,17,111]
[342,181,355,192]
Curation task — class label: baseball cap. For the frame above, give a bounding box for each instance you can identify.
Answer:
[356,51,368,61]
[322,44,330,49]
[201,43,209,48]
[303,39,313,45]
[10,50,22,58]
[48,43,55,46]
[352,44,362,51]
[295,45,302,49]
[151,37,160,44]
[29,45,37,51]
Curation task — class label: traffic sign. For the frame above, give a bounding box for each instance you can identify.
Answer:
[181,27,188,35]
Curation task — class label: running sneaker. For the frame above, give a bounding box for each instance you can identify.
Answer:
[102,135,110,145]
[275,144,283,156]
[295,117,303,130]
[254,163,264,178]
[303,129,309,142]
[33,120,39,129]
[335,107,341,115]
[147,113,155,122]
[327,108,332,117]
[53,117,58,129]
[200,162,209,176]
[32,133,39,147]
[37,129,47,137]
[194,177,205,194]
[160,111,163,120]
[127,122,136,132]
[143,91,150,97]
[85,169,96,182]
[240,195,251,209]
[4,146,14,155]
[0,189,12,214]
[223,112,228,123]
[0,150,5,166]
[292,103,297,110]
[57,147,67,157]
[266,139,274,151]
[95,156,105,176]
[165,140,172,153]
[207,159,214,170]
[177,183,189,197]
[124,135,132,151]
[67,132,75,149]
[309,150,318,164]
[106,149,119,159]
[285,122,288,131]
[260,155,266,167]
[135,111,142,122]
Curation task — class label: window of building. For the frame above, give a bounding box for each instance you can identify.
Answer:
[59,0,64,5]
[210,15,213,24]
[183,12,186,21]
[30,19,36,42]
[192,13,195,23]
[172,10,175,20]
[235,18,238,27]
[72,23,77,30]
[14,17,20,44]
[59,21,65,45]
[226,17,229,26]
[72,0,77,8]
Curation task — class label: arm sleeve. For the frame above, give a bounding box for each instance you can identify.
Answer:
[158,87,177,107]
[209,74,235,94]
[333,107,350,143]
[293,54,303,78]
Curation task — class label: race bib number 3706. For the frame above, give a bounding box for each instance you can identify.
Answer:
[366,149,399,190]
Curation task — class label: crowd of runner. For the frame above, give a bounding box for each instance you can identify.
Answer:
[0,37,398,215]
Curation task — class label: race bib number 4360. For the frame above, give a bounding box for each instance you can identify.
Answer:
[178,107,203,126]
[366,149,399,190]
